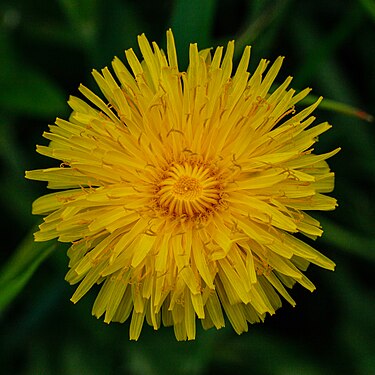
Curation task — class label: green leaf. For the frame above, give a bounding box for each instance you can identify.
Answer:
[57,0,100,46]
[319,217,375,263]
[0,24,65,117]
[0,65,66,117]
[291,3,363,88]
[170,0,217,68]
[234,0,292,60]
[128,326,220,375]
[0,226,57,313]
[359,0,375,22]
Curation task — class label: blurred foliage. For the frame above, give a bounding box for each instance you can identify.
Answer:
[1,0,374,374]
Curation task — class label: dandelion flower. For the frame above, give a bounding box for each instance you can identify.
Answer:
[26,30,339,341]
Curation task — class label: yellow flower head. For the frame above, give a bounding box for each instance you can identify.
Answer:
[26,30,339,340]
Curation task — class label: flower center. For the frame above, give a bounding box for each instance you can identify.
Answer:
[151,160,227,221]
[172,176,202,200]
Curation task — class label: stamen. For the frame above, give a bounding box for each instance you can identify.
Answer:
[150,156,227,222]
[172,176,202,200]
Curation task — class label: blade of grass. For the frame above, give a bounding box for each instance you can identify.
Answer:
[292,2,363,88]
[57,0,99,47]
[300,95,373,122]
[0,226,57,313]
[235,0,293,59]
[319,217,375,263]
[170,0,217,68]
[359,0,375,22]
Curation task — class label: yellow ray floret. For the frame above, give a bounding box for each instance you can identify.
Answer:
[26,29,339,341]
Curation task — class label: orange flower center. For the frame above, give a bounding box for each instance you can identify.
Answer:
[151,160,227,221]
[172,176,202,200]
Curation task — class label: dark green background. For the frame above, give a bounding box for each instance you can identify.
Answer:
[1,0,374,374]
